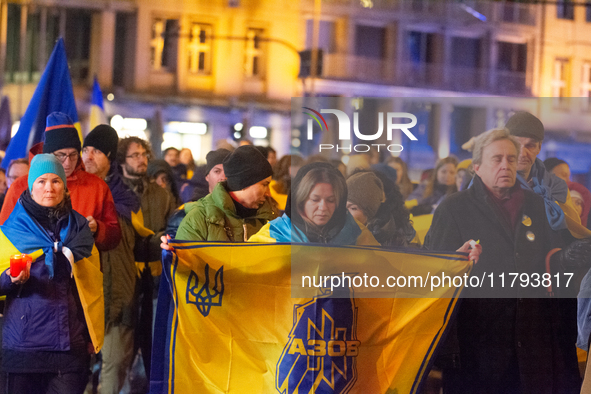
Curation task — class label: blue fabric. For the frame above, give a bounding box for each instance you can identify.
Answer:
[2,201,94,278]
[516,158,568,231]
[1,38,78,169]
[269,213,362,245]
[91,76,104,110]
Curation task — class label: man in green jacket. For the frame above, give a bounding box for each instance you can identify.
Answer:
[176,145,276,241]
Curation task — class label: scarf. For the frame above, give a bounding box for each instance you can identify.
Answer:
[3,194,94,278]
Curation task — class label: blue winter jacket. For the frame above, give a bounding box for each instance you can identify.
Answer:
[0,201,94,352]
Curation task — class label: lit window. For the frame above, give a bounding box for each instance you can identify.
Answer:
[188,23,212,74]
[245,28,264,77]
[552,59,568,97]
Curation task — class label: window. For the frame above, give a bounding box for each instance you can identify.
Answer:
[245,28,264,77]
[188,23,212,74]
[407,31,435,64]
[552,58,569,105]
[65,9,92,83]
[355,25,385,59]
[151,18,179,71]
[557,0,574,20]
[497,42,526,72]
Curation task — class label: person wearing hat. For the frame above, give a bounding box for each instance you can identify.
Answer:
[163,148,231,238]
[175,145,277,242]
[0,154,103,393]
[0,112,121,252]
[505,111,591,240]
[83,125,155,394]
[346,171,385,227]
[544,157,571,182]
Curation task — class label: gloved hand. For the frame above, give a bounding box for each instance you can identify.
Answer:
[552,238,591,271]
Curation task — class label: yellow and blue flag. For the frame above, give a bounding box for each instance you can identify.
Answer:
[151,242,471,394]
[1,38,80,169]
[89,76,107,131]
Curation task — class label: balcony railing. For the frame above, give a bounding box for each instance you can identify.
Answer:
[304,0,538,26]
[320,54,529,95]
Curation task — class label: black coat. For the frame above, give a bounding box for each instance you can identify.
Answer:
[424,175,580,394]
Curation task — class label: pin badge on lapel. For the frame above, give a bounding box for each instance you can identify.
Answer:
[526,231,535,242]
[522,215,532,227]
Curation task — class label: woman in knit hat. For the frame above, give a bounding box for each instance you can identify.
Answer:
[0,154,102,394]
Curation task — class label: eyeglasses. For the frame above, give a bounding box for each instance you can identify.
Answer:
[126,152,150,160]
[7,175,19,182]
[53,152,79,163]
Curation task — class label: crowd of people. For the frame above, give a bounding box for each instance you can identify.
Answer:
[0,109,590,393]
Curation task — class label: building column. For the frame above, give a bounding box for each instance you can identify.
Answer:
[488,31,497,93]
[90,9,116,89]
[433,101,452,159]
[384,22,399,84]
[0,0,8,87]
[38,7,47,68]
[176,15,189,93]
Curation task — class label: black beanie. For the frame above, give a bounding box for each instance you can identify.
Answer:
[544,157,567,172]
[505,111,545,141]
[206,149,231,175]
[223,145,273,191]
[43,112,81,153]
[83,124,119,161]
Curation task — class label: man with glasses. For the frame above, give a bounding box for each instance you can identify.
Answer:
[5,158,29,189]
[116,136,176,390]
[0,112,121,252]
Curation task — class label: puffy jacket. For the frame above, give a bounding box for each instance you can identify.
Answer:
[0,201,103,354]
[0,144,121,251]
[175,182,276,242]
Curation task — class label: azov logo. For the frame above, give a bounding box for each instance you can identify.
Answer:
[276,293,359,394]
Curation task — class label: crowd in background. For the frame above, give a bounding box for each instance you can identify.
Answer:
[1,110,591,393]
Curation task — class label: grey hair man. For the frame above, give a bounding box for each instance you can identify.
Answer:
[425,128,588,393]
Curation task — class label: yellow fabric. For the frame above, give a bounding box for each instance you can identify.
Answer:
[136,261,163,277]
[89,105,107,132]
[0,231,104,353]
[161,242,471,393]
[131,209,155,238]
[405,199,418,210]
[72,245,104,353]
[269,180,287,211]
[560,190,591,239]
[247,222,273,243]
[411,213,433,245]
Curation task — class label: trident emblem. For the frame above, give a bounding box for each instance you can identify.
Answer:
[186,264,224,317]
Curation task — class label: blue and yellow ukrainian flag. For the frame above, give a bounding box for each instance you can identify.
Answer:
[1,38,80,169]
[89,76,107,131]
[151,242,471,394]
